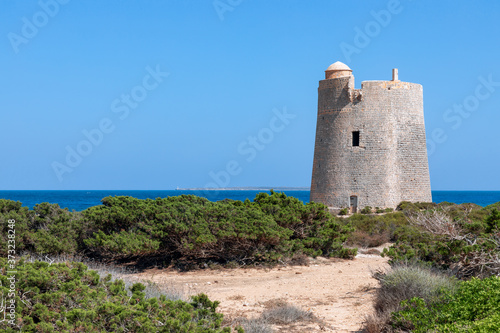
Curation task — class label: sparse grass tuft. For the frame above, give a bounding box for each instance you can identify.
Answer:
[373,262,457,314]
[261,304,313,325]
[259,297,288,309]
[238,317,273,333]
[228,294,245,301]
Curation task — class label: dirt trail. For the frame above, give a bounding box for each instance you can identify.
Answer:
[133,250,390,332]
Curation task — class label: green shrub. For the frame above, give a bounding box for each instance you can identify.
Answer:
[0,258,231,332]
[485,208,500,233]
[391,276,500,332]
[253,191,355,258]
[0,201,86,257]
[339,208,349,215]
[396,201,418,212]
[361,206,372,214]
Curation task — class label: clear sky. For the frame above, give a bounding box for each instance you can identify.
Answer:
[1,0,500,190]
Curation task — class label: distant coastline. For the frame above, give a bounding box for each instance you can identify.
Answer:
[2,190,500,212]
[175,187,310,191]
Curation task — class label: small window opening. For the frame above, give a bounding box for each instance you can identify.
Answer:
[352,131,360,146]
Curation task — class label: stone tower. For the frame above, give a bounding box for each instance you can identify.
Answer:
[310,61,431,212]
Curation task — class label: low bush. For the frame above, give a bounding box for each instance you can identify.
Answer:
[391,276,500,332]
[361,206,372,214]
[0,258,231,332]
[0,201,85,257]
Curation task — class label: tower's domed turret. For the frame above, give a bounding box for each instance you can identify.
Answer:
[325,61,352,79]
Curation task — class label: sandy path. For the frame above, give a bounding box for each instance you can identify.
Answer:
[133,252,389,332]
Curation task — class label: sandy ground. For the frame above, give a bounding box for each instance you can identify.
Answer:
[132,247,390,332]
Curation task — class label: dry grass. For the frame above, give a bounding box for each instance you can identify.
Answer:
[227,301,318,333]
[237,317,273,333]
[362,248,382,255]
[259,298,288,309]
[357,284,376,293]
[228,294,246,301]
[261,304,314,325]
[286,253,310,266]
[364,312,390,333]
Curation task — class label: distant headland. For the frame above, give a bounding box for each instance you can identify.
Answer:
[175,187,310,191]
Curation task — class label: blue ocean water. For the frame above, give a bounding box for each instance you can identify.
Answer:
[0,190,499,212]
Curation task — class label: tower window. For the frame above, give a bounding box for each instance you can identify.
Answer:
[352,131,360,146]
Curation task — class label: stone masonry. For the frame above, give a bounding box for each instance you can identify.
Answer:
[310,62,432,211]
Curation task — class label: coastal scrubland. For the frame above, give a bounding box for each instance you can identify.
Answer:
[0,191,355,267]
[0,192,499,331]
[354,201,500,332]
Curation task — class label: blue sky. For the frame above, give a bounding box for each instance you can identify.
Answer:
[1,0,499,190]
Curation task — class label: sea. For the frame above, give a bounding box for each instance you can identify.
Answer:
[0,190,499,212]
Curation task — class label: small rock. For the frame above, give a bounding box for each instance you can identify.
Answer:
[295,272,302,274]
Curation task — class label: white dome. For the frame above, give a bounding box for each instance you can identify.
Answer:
[326,61,352,72]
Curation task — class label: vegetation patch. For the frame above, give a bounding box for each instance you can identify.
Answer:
[391,276,500,332]
[363,202,500,332]
[0,258,231,332]
[0,191,356,269]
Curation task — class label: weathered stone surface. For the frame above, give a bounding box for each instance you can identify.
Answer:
[310,62,432,210]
